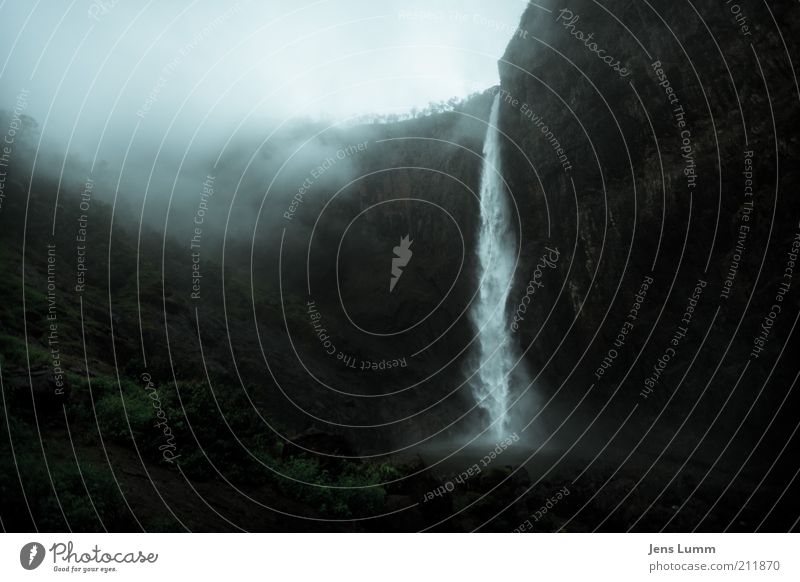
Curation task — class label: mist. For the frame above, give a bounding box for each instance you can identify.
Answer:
[0,1,531,230]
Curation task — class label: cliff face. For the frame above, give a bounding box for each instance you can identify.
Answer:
[497,2,799,440]
[292,99,497,443]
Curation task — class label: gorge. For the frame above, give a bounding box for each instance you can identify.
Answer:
[0,0,798,533]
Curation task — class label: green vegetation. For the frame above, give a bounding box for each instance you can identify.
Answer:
[0,414,138,531]
[273,456,388,518]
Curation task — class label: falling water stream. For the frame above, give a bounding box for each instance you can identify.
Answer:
[469,94,519,440]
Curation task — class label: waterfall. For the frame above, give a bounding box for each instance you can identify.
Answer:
[469,93,520,440]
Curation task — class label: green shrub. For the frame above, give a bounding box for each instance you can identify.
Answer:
[0,333,49,368]
[94,379,155,446]
[275,456,387,518]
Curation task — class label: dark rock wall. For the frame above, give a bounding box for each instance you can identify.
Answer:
[496,1,799,444]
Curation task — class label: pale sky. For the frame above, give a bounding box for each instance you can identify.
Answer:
[0,0,530,156]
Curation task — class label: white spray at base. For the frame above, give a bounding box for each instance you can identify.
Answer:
[469,94,521,440]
